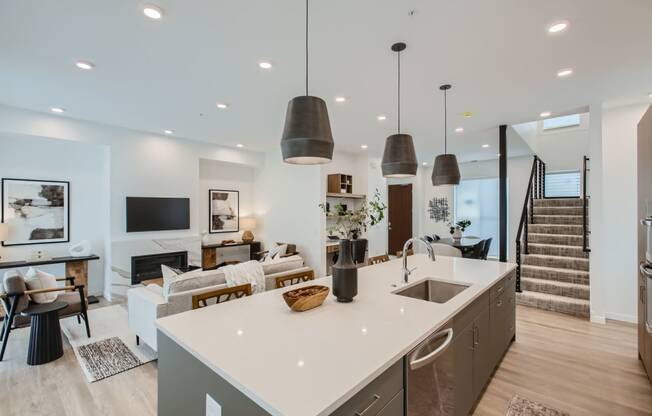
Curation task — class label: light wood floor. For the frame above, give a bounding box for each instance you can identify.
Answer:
[2,304,651,415]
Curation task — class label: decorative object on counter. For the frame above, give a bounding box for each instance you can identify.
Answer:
[28,250,52,262]
[427,197,450,222]
[69,240,92,257]
[240,217,257,243]
[280,0,334,165]
[331,239,357,302]
[2,178,70,246]
[505,395,569,416]
[432,84,461,186]
[381,42,417,178]
[282,284,329,312]
[351,238,367,264]
[450,219,471,240]
[209,189,239,233]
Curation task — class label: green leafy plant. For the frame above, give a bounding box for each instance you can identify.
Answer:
[320,189,387,240]
[449,219,472,234]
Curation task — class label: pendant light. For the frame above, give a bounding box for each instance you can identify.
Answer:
[381,42,417,178]
[281,0,334,164]
[432,84,461,185]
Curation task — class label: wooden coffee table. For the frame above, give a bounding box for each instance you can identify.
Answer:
[20,301,68,365]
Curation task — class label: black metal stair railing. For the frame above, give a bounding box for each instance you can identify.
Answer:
[582,156,591,253]
[515,155,546,292]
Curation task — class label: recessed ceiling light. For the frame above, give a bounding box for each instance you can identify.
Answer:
[50,107,65,113]
[335,96,347,103]
[557,68,574,78]
[482,144,490,148]
[540,111,551,118]
[360,144,368,149]
[455,127,464,133]
[548,21,569,33]
[164,129,174,134]
[143,4,163,19]
[463,112,473,118]
[258,61,273,70]
[649,93,652,98]
[75,60,95,70]
[216,103,229,109]
[422,162,428,166]
[236,144,244,148]
[377,115,387,121]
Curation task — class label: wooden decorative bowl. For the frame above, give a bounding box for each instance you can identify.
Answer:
[282,285,330,312]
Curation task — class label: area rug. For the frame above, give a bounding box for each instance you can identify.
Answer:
[506,395,569,416]
[61,304,157,382]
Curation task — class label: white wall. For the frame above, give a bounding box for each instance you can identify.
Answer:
[0,134,110,296]
[590,102,649,323]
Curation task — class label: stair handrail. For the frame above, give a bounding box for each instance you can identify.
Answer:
[582,156,591,252]
[515,155,545,292]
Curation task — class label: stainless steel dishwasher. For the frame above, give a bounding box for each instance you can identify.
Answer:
[406,328,455,416]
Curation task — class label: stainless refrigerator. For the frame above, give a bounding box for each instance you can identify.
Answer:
[637,104,652,383]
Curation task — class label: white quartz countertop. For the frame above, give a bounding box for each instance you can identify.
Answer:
[156,254,516,416]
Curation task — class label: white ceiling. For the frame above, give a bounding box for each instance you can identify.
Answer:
[1,0,651,162]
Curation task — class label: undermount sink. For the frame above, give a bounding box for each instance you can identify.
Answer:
[394,279,470,304]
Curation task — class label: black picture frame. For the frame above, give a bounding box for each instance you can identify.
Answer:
[1,178,70,246]
[208,189,239,234]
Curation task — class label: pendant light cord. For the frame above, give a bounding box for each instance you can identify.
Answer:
[305,0,309,96]
[444,88,447,154]
[397,49,401,134]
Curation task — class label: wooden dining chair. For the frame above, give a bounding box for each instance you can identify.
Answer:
[275,270,315,289]
[191,284,252,309]
[367,254,390,265]
[395,249,414,258]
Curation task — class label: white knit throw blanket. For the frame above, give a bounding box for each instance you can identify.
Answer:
[220,260,265,294]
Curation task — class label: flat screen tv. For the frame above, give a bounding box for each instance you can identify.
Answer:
[126,197,190,232]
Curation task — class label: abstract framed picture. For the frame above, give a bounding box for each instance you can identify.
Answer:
[209,189,239,233]
[1,178,70,246]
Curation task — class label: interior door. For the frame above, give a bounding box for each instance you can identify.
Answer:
[638,104,652,372]
[388,184,413,255]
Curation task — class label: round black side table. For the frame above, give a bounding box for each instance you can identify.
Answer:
[20,301,68,365]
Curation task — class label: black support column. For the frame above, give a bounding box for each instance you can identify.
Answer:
[499,125,507,262]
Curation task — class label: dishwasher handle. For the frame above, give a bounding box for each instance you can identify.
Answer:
[409,328,454,371]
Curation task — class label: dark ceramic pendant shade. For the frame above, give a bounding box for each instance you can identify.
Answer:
[381,134,418,177]
[432,153,461,185]
[281,95,334,164]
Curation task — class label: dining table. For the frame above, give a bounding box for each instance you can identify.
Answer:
[434,237,484,257]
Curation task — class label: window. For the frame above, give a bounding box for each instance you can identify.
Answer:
[454,178,501,258]
[542,114,581,130]
[544,170,580,198]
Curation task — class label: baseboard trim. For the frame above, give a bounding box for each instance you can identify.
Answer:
[604,312,637,324]
[590,314,606,324]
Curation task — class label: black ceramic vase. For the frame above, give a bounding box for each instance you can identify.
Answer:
[351,238,368,265]
[332,239,358,303]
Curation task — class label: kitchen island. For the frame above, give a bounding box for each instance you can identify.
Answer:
[156,254,516,416]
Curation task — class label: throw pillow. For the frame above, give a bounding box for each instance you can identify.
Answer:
[24,267,59,303]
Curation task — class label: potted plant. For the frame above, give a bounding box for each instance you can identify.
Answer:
[450,219,471,240]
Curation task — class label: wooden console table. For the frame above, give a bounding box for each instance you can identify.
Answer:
[0,255,100,305]
[201,241,262,269]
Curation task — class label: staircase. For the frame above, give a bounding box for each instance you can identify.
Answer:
[516,198,590,318]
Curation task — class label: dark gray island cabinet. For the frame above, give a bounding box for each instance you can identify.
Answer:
[157,270,516,416]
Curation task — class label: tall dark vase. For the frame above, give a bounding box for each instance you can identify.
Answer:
[351,238,368,264]
[332,239,358,303]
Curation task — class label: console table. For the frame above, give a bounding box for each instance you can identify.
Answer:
[201,241,262,269]
[0,255,100,305]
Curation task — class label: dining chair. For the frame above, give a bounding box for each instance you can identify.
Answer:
[468,240,486,259]
[481,238,493,260]
[367,254,390,265]
[275,270,315,288]
[395,249,414,258]
[191,283,252,309]
[430,243,463,258]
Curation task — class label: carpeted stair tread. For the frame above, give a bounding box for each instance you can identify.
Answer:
[532,215,584,225]
[528,233,584,246]
[521,277,590,300]
[528,243,589,258]
[528,224,583,236]
[516,290,589,318]
[522,254,590,271]
[521,264,589,284]
[533,206,584,215]
[533,198,584,207]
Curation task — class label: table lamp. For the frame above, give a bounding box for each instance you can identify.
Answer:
[240,217,257,243]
